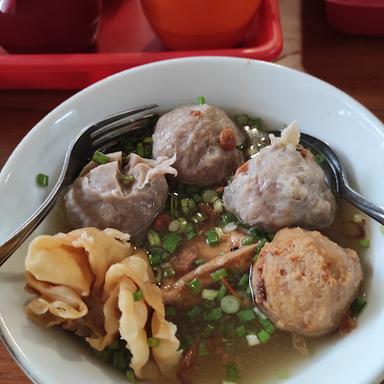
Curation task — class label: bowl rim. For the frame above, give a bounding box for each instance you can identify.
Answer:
[1,56,383,384]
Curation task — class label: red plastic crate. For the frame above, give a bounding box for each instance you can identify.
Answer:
[0,0,282,90]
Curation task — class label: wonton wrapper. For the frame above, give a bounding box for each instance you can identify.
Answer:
[25,227,181,379]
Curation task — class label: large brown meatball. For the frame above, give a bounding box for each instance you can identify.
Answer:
[64,153,176,240]
[252,227,363,337]
[152,104,244,186]
[223,124,336,232]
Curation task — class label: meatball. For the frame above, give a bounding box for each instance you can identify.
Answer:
[252,227,363,336]
[152,104,244,186]
[223,123,336,232]
[64,153,177,240]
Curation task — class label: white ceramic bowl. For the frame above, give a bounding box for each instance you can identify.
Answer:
[0,57,383,384]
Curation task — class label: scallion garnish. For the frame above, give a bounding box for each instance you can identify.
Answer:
[221,212,237,225]
[225,362,240,382]
[220,295,240,314]
[163,233,182,253]
[168,219,181,232]
[253,238,268,261]
[193,193,202,202]
[211,268,228,282]
[350,296,367,316]
[246,334,260,346]
[188,278,202,295]
[238,273,249,289]
[241,236,255,246]
[202,189,219,203]
[237,309,256,322]
[92,150,109,164]
[186,306,202,321]
[235,325,247,338]
[186,229,198,240]
[126,370,136,383]
[257,329,271,344]
[217,284,227,299]
[197,96,206,105]
[147,229,161,247]
[136,142,144,157]
[195,258,207,266]
[133,290,143,302]
[147,337,161,348]
[204,307,223,322]
[121,175,135,185]
[213,199,224,213]
[202,289,219,301]
[192,212,205,224]
[257,316,275,334]
[148,252,162,267]
[36,173,49,187]
[206,229,219,246]
[359,239,370,248]
[165,306,176,317]
[249,227,267,240]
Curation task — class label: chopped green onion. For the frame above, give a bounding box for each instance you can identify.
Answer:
[193,193,202,202]
[198,341,210,357]
[163,267,175,278]
[241,236,255,246]
[249,117,262,129]
[192,212,206,224]
[217,284,227,299]
[186,306,202,321]
[235,325,247,338]
[143,137,152,144]
[237,309,256,322]
[147,337,161,348]
[92,150,109,164]
[121,175,135,185]
[168,219,180,232]
[178,217,188,232]
[181,198,190,216]
[254,238,267,260]
[249,227,267,240]
[202,324,215,337]
[147,229,161,247]
[267,233,275,241]
[213,199,224,213]
[257,329,271,344]
[36,173,49,187]
[148,252,162,267]
[221,212,237,225]
[206,229,219,246]
[195,258,207,266]
[186,229,197,240]
[163,233,182,253]
[143,144,151,157]
[257,316,275,334]
[204,307,223,322]
[359,239,370,248]
[202,289,219,301]
[126,370,136,383]
[314,153,325,164]
[188,278,202,294]
[211,268,228,282]
[133,290,143,302]
[233,113,249,126]
[350,296,367,316]
[202,189,219,203]
[136,142,144,157]
[246,334,260,346]
[197,96,206,105]
[276,369,290,380]
[165,306,176,317]
[238,273,249,289]
[170,194,178,219]
[225,362,240,382]
[221,295,240,314]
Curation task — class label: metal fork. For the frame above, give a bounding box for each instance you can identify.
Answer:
[0,104,159,267]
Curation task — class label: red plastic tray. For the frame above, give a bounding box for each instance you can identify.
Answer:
[0,0,282,90]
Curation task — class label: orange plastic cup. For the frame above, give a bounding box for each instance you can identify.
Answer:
[140,0,263,50]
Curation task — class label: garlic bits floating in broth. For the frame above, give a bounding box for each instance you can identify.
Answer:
[64,151,177,241]
[24,227,181,380]
[152,101,244,186]
[223,122,336,232]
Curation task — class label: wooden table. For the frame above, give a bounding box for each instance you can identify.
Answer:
[0,0,383,383]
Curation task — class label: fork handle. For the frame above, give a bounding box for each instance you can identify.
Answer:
[342,183,384,225]
[0,183,64,267]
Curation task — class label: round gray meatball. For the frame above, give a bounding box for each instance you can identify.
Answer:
[64,153,176,240]
[252,227,363,337]
[152,104,244,186]
[223,129,336,232]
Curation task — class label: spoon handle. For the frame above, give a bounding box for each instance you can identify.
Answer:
[342,184,384,225]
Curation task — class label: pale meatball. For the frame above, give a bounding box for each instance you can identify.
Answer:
[252,227,363,336]
[223,124,336,232]
[64,153,177,240]
[152,104,244,186]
